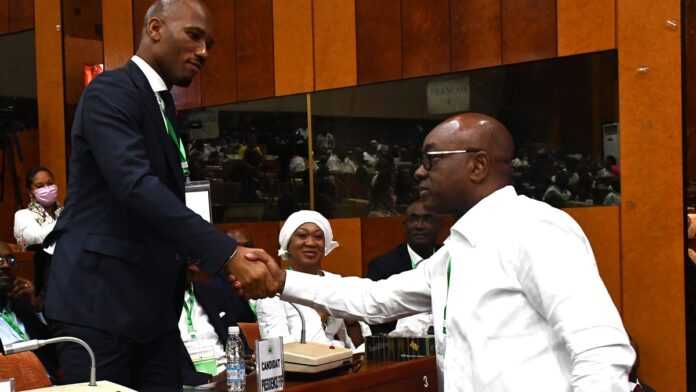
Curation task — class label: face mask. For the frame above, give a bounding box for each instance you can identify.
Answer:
[33,185,58,207]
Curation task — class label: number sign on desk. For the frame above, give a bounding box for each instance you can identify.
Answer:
[256,337,284,392]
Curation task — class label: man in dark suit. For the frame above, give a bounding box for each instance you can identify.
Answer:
[43,1,279,390]
[366,200,441,334]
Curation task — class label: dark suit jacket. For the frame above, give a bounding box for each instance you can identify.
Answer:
[44,61,236,342]
[179,277,256,386]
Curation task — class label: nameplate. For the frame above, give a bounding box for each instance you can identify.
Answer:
[256,337,284,392]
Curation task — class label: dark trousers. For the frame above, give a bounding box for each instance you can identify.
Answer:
[51,321,182,391]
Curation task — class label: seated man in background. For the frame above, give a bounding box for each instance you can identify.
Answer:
[0,242,57,377]
[366,200,441,335]
[179,230,256,386]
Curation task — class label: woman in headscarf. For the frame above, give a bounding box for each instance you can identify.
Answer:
[255,210,370,351]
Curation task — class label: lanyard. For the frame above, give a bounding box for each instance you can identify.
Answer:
[0,308,29,341]
[158,93,190,178]
[183,287,197,338]
[443,258,452,335]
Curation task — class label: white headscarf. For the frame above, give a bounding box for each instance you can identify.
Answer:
[278,210,339,260]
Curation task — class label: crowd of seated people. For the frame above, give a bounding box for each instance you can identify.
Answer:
[512,145,621,208]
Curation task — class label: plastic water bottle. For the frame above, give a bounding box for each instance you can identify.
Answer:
[226,326,246,392]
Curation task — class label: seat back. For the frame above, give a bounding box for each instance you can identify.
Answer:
[237,322,261,353]
[0,352,52,390]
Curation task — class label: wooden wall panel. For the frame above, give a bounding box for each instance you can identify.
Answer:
[236,0,275,101]
[132,0,149,49]
[557,0,615,57]
[361,216,406,275]
[273,0,313,96]
[35,0,66,196]
[201,0,236,106]
[450,0,501,71]
[312,0,357,90]
[102,0,133,70]
[564,207,621,310]
[0,0,8,34]
[322,218,362,277]
[62,0,102,40]
[401,0,450,78]
[355,0,401,84]
[172,74,201,110]
[8,0,33,32]
[0,131,38,244]
[618,0,684,390]
[501,0,556,64]
[216,221,281,264]
[63,36,104,105]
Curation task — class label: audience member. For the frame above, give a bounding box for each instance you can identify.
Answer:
[255,210,370,351]
[14,166,62,251]
[14,166,63,296]
[0,242,57,378]
[366,200,441,335]
[368,173,398,217]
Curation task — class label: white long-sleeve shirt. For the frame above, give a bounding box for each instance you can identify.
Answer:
[282,186,635,392]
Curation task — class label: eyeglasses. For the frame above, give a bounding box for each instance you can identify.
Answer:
[420,149,484,170]
[0,255,16,267]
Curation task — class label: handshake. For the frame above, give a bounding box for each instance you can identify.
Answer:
[223,246,286,299]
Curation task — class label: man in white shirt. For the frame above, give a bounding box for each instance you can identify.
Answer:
[246,113,635,391]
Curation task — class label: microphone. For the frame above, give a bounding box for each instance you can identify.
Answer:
[3,336,97,387]
[287,302,306,344]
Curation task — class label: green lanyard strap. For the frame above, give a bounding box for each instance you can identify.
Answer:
[162,115,190,177]
[183,287,197,338]
[158,92,190,178]
[443,258,452,335]
[1,308,29,341]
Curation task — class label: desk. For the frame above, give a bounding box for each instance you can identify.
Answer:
[215,357,438,392]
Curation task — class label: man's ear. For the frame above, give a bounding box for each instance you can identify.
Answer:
[469,153,489,184]
[146,17,164,42]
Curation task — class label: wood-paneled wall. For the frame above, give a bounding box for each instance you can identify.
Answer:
[0,0,33,35]
[127,0,615,109]
[34,0,66,199]
[618,0,684,390]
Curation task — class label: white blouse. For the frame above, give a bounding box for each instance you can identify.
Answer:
[256,271,370,352]
[13,202,61,251]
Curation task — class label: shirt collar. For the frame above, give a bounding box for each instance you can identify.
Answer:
[406,244,424,268]
[131,55,168,93]
[450,185,518,247]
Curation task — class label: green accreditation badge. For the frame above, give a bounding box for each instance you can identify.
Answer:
[193,358,217,376]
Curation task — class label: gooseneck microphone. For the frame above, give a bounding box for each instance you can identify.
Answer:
[287,302,306,344]
[3,336,97,386]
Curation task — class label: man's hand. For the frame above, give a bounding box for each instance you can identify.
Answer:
[9,278,42,312]
[225,247,285,298]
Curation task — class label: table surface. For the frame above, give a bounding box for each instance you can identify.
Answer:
[212,356,437,392]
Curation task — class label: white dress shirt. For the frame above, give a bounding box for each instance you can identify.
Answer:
[388,245,433,337]
[257,271,370,352]
[178,288,226,374]
[282,186,635,391]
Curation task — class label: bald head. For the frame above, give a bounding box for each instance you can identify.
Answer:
[415,113,516,216]
[143,0,206,30]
